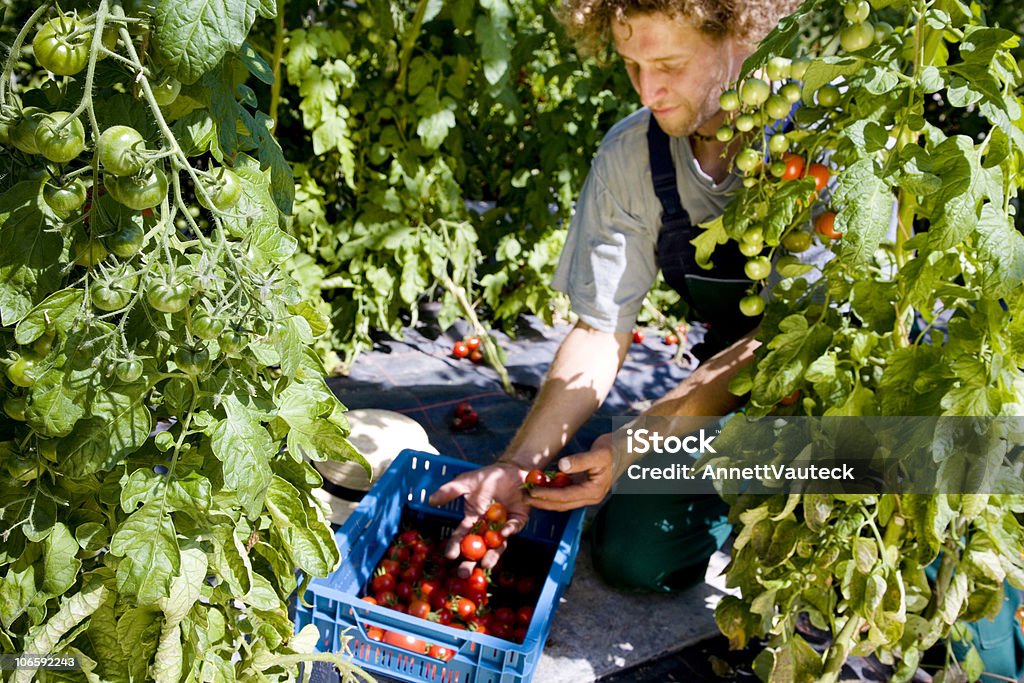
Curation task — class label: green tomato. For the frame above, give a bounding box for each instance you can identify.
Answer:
[734,148,762,174]
[765,94,792,121]
[742,226,764,244]
[744,256,772,280]
[34,111,86,163]
[715,125,734,142]
[816,84,842,107]
[104,221,145,258]
[115,358,144,383]
[734,114,756,132]
[768,133,790,156]
[151,76,181,106]
[219,330,248,356]
[73,239,109,267]
[782,230,813,253]
[874,21,894,43]
[197,167,242,211]
[769,160,787,178]
[191,312,226,341]
[780,82,802,104]
[32,330,56,356]
[840,22,875,52]
[739,294,766,317]
[719,89,741,112]
[105,167,167,211]
[740,78,771,107]
[739,239,763,257]
[146,280,189,313]
[174,345,211,375]
[4,395,28,421]
[6,356,39,388]
[97,125,146,176]
[32,15,90,76]
[790,57,812,80]
[90,279,134,311]
[11,107,46,155]
[844,0,871,23]
[43,177,88,215]
[765,56,792,82]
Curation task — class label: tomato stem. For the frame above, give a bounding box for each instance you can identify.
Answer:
[0,3,50,106]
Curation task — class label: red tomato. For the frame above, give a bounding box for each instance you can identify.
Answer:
[455,401,473,416]
[781,153,805,181]
[398,530,422,545]
[805,163,831,192]
[815,211,842,240]
[395,581,415,602]
[780,389,802,406]
[460,534,487,562]
[466,568,489,593]
[379,559,401,575]
[469,348,484,363]
[484,529,504,549]
[361,596,378,606]
[452,342,469,358]
[371,573,396,594]
[664,333,679,345]
[493,607,516,625]
[516,576,538,596]
[525,470,549,487]
[550,472,571,488]
[465,336,481,351]
[632,329,645,343]
[383,631,429,654]
[366,626,385,641]
[408,599,432,619]
[428,644,455,662]
[516,605,534,626]
[484,502,507,526]
[451,596,477,621]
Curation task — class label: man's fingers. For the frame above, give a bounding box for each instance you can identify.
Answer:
[427,474,476,506]
[529,483,603,511]
[557,449,612,475]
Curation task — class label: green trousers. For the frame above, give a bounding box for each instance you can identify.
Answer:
[590,491,732,593]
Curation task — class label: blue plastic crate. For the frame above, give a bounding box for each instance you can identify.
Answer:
[294,449,585,683]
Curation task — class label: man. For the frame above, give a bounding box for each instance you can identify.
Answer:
[429,0,801,589]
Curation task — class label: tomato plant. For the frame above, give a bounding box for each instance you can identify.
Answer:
[697,2,1024,681]
[0,1,366,680]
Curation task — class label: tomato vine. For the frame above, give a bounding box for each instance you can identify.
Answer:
[0,0,368,680]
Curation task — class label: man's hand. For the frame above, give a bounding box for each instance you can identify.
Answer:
[527,433,618,511]
[428,462,530,577]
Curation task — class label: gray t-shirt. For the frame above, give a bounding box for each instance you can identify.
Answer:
[552,108,744,334]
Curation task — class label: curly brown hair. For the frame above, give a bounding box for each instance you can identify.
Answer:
[556,0,802,57]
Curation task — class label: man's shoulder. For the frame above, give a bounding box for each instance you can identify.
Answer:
[590,108,651,178]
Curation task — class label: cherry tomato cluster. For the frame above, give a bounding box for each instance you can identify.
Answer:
[523,468,571,489]
[449,401,479,431]
[459,501,510,560]
[360,511,542,650]
[451,335,484,364]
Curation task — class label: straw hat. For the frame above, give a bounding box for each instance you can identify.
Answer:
[312,409,438,524]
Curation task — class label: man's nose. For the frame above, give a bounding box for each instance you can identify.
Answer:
[636,69,668,107]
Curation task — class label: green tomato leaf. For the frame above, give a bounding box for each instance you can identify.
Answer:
[154,0,261,85]
[0,180,64,326]
[833,159,893,266]
[693,215,732,270]
[25,369,87,438]
[924,135,985,249]
[265,476,339,576]
[974,202,1024,299]
[14,288,84,345]
[475,10,511,86]
[211,397,274,518]
[42,523,81,596]
[0,543,41,629]
[158,543,207,627]
[109,503,181,605]
[278,379,366,470]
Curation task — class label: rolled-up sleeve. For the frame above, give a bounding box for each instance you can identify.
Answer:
[552,159,659,334]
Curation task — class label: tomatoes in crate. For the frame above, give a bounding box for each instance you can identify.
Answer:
[358,503,544,648]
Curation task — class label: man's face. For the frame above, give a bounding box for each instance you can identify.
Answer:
[612,12,738,137]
